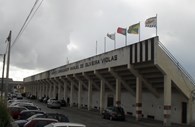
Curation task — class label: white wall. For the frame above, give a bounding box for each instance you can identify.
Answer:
[74,89,187,124]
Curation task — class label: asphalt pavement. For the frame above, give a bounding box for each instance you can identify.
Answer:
[30,99,192,127]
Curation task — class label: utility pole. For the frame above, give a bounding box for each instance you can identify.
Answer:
[4,31,11,104]
[1,54,6,99]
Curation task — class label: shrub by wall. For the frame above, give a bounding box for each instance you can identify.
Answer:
[0,99,11,127]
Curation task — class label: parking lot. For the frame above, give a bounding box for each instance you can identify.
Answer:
[28,99,190,127]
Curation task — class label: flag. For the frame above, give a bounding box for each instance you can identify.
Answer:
[107,33,115,40]
[117,27,126,35]
[145,16,157,27]
[128,23,140,34]
[7,31,12,42]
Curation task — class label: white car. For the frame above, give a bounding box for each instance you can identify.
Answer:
[44,122,86,127]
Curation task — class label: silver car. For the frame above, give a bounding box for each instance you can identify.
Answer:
[47,99,61,109]
[44,122,86,127]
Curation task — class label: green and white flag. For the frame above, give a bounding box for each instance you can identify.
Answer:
[128,23,140,34]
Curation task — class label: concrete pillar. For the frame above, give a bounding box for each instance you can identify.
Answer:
[40,84,42,97]
[63,82,67,100]
[115,79,121,103]
[100,80,105,114]
[42,84,45,97]
[58,83,61,100]
[34,85,36,96]
[136,77,142,121]
[188,96,193,124]
[45,83,48,97]
[33,85,36,95]
[88,80,92,110]
[32,85,34,95]
[49,83,52,98]
[38,84,41,97]
[36,84,38,97]
[70,82,74,107]
[163,75,172,126]
[31,85,33,95]
[53,84,56,99]
[78,81,82,109]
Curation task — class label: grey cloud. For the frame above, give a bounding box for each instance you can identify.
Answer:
[0,0,195,80]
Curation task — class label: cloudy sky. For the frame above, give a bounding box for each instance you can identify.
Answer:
[0,0,194,81]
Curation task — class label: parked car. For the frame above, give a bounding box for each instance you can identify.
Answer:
[24,118,58,127]
[29,113,69,122]
[44,122,86,127]
[8,106,28,119]
[8,100,31,106]
[29,95,36,99]
[18,110,45,120]
[43,97,49,103]
[59,99,67,107]
[10,102,34,107]
[15,114,44,127]
[15,103,41,110]
[102,106,125,121]
[47,99,61,109]
[38,97,45,102]
[16,94,23,99]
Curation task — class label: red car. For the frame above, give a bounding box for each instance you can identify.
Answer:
[24,118,57,127]
[8,106,28,119]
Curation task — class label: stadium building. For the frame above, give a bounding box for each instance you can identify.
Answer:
[23,36,195,126]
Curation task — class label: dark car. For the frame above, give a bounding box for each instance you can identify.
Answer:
[15,112,69,127]
[8,106,28,119]
[18,110,45,120]
[35,113,69,122]
[59,99,67,107]
[43,97,49,103]
[24,118,58,127]
[16,94,23,99]
[47,99,61,109]
[15,103,41,110]
[30,95,36,99]
[38,97,45,102]
[102,106,125,121]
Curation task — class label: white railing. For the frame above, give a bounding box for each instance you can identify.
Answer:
[158,41,195,87]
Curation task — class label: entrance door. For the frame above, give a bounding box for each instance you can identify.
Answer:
[107,97,114,107]
[181,102,187,123]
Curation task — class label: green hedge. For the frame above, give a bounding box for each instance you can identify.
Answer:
[0,99,11,127]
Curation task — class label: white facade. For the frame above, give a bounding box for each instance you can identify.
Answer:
[23,36,195,126]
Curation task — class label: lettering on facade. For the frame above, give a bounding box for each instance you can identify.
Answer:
[50,55,118,76]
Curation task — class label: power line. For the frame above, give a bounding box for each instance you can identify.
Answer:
[23,0,44,35]
[11,0,44,47]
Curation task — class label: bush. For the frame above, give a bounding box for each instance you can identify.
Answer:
[0,99,11,127]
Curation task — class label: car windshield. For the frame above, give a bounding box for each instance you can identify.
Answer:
[114,107,124,113]
[24,106,38,110]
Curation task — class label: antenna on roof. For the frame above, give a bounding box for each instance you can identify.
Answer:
[66,57,69,64]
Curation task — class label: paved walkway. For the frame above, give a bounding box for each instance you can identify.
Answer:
[70,106,194,127]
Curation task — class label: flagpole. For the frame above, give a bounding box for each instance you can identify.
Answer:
[96,40,97,55]
[104,37,106,52]
[125,28,127,46]
[114,33,116,49]
[139,22,141,42]
[156,14,158,36]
